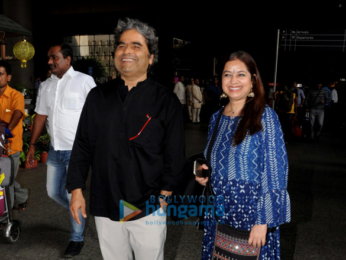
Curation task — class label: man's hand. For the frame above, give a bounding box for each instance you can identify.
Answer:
[159,198,169,211]
[159,190,172,211]
[70,189,87,225]
[248,224,267,248]
[26,114,48,166]
[26,145,36,166]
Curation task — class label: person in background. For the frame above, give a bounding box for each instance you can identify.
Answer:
[191,78,203,123]
[330,82,338,105]
[274,83,297,143]
[329,82,339,130]
[0,60,28,218]
[195,51,291,260]
[322,82,332,132]
[185,78,194,121]
[305,83,329,141]
[173,75,186,106]
[173,75,188,121]
[199,79,207,122]
[204,76,222,121]
[27,43,96,258]
[295,82,306,127]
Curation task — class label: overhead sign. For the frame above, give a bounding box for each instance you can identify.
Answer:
[280,29,346,51]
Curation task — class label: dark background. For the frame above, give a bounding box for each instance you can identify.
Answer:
[31,1,346,88]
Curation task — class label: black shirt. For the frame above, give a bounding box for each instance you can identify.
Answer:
[66,77,186,221]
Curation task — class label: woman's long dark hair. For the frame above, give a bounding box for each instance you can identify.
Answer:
[224,51,266,146]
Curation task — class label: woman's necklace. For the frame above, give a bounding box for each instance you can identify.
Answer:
[225,105,242,119]
[230,110,235,120]
[225,103,244,129]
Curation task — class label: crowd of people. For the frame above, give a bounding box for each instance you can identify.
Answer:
[173,75,226,124]
[273,80,341,143]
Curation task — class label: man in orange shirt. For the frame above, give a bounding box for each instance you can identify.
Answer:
[0,60,28,214]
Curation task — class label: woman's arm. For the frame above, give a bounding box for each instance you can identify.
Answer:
[252,108,291,243]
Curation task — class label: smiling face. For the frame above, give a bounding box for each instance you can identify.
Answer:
[114,29,154,83]
[222,59,255,103]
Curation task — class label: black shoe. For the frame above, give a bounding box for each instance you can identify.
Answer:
[18,200,28,211]
[64,241,84,258]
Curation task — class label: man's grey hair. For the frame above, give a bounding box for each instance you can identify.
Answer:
[114,17,158,58]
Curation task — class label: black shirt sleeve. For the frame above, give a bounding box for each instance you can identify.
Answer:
[66,90,94,192]
[161,95,186,191]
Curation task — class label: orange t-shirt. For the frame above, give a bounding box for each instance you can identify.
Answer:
[0,85,25,155]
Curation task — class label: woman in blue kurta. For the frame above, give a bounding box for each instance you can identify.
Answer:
[196,51,291,260]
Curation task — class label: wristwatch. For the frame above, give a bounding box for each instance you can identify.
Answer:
[159,194,172,203]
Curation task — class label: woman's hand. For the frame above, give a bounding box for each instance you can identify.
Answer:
[195,164,209,186]
[248,224,267,248]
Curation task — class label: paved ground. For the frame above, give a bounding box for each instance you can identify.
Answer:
[1,117,346,259]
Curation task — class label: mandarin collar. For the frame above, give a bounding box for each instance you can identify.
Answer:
[116,77,150,90]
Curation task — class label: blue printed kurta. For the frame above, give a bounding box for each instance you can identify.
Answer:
[202,105,291,260]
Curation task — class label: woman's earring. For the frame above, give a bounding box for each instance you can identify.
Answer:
[248,88,255,98]
[220,92,228,98]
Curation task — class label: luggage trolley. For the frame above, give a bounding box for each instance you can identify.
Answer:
[0,122,21,243]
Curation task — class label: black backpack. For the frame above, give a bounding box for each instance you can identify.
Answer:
[278,90,294,112]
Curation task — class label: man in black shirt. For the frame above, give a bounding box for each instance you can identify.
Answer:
[66,18,185,260]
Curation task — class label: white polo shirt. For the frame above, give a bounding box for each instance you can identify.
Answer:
[35,67,96,150]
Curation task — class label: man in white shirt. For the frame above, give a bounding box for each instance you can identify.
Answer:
[331,85,338,104]
[191,78,202,123]
[26,43,96,258]
[173,75,186,106]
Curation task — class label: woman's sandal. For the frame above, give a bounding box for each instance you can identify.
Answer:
[18,201,28,211]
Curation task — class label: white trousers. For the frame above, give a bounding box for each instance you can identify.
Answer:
[192,108,201,123]
[187,105,192,120]
[95,209,167,260]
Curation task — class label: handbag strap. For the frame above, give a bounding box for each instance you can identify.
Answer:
[206,107,225,167]
[198,107,224,219]
[205,107,225,222]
